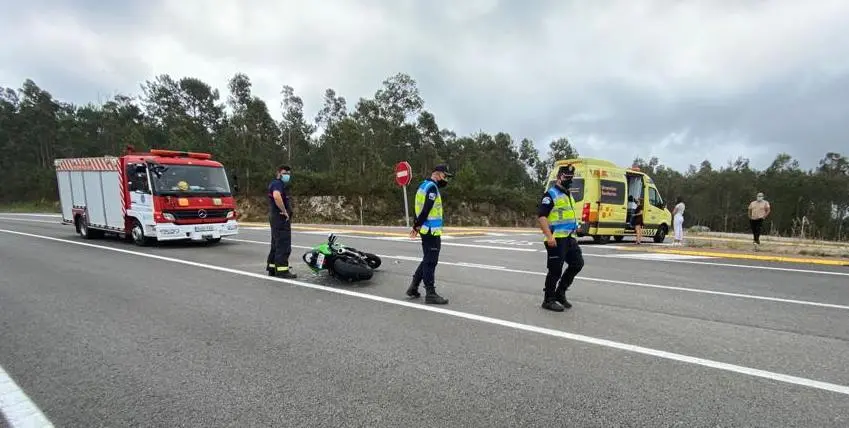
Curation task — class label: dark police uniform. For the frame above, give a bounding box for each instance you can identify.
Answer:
[267,176,296,278]
[406,171,450,305]
[537,182,584,311]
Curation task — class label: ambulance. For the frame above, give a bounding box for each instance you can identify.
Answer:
[547,157,672,244]
[54,148,239,246]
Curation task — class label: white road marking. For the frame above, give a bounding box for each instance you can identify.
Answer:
[0,364,54,427]
[4,216,847,277]
[656,258,849,276]
[226,238,849,311]
[0,217,61,225]
[0,213,61,218]
[3,228,849,397]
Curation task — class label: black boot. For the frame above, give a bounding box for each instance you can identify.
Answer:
[554,286,572,309]
[541,300,565,312]
[424,286,448,304]
[275,268,297,279]
[406,278,421,298]
[541,291,564,312]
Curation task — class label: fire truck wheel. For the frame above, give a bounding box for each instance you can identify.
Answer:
[77,215,102,239]
[131,219,152,246]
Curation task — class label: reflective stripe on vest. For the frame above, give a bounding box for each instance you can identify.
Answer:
[546,186,578,239]
[414,180,443,236]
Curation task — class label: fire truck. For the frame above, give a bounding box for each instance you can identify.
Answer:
[54,148,239,246]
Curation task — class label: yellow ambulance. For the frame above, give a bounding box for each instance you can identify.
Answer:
[547,157,672,244]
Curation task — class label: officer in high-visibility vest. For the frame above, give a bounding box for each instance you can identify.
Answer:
[537,164,585,312]
[406,164,452,304]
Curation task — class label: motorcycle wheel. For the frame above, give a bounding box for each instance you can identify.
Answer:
[363,253,382,269]
[330,255,374,282]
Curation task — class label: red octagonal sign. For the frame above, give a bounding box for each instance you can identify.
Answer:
[394,161,412,187]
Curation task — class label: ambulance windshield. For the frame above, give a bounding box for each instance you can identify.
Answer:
[150,164,232,197]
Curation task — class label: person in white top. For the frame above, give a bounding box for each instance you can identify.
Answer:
[748,192,771,249]
[672,197,685,246]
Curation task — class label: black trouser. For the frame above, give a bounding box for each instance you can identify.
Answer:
[543,236,584,301]
[412,233,441,291]
[750,219,763,244]
[267,214,292,272]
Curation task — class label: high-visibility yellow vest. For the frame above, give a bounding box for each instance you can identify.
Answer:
[414,180,443,236]
[545,186,579,239]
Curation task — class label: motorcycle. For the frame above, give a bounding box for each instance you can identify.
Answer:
[301,233,382,282]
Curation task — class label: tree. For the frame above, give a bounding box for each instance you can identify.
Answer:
[0,74,845,239]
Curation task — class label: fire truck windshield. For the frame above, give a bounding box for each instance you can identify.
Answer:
[150,164,232,197]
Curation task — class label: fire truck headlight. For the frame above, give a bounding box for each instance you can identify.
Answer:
[163,213,176,222]
[226,210,235,219]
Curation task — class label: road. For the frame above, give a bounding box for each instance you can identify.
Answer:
[1,214,848,427]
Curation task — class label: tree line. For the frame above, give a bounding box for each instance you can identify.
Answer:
[0,73,847,240]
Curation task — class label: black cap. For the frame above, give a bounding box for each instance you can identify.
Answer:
[433,164,454,177]
[557,164,575,177]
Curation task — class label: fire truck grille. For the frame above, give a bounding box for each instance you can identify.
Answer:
[166,209,230,220]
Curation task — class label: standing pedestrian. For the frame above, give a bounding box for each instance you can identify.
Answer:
[267,165,297,278]
[748,192,771,250]
[406,164,452,305]
[537,164,584,312]
[633,198,645,244]
[672,197,686,246]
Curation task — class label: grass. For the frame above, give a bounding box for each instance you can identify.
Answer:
[680,235,849,260]
[0,201,60,213]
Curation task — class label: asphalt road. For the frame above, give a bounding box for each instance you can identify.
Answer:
[1,214,848,427]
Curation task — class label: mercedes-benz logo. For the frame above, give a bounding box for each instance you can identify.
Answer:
[197,209,207,219]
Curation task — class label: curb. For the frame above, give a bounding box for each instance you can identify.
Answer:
[684,234,849,249]
[616,246,849,266]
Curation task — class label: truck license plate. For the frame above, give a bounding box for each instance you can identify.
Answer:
[195,225,215,232]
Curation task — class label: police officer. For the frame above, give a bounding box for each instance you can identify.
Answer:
[537,164,584,311]
[267,165,297,279]
[406,164,452,305]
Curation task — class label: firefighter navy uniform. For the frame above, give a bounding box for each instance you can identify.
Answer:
[267,171,296,278]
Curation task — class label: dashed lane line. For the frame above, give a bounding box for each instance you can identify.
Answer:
[226,238,849,311]
[2,227,849,398]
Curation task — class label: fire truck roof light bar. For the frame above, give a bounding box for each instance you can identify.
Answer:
[149,149,213,160]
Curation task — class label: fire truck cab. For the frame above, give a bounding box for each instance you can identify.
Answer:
[55,148,239,246]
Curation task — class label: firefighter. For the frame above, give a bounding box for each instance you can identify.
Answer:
[267,165,297,278]
[537,164,584,312]
[406,164,452,304]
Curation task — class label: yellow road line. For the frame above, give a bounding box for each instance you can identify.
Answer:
[686,235,848,249]
[616,246,849,266]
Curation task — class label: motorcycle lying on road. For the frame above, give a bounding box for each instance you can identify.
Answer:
[301,233,382,282]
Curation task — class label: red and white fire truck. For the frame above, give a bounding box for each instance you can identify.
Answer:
[54,148,239,245]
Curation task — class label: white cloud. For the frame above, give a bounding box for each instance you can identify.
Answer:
[1,0,848,172]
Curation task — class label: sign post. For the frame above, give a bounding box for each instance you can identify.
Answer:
[394,161,412,227]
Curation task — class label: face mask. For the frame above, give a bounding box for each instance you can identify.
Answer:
[281,174,291,184]
[437,179,448,188]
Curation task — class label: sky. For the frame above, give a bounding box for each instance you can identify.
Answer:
[2,0,849,173]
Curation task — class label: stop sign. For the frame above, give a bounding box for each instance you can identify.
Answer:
[394,161,412,187]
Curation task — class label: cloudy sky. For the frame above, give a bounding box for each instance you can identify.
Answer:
[2,0,848,172]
